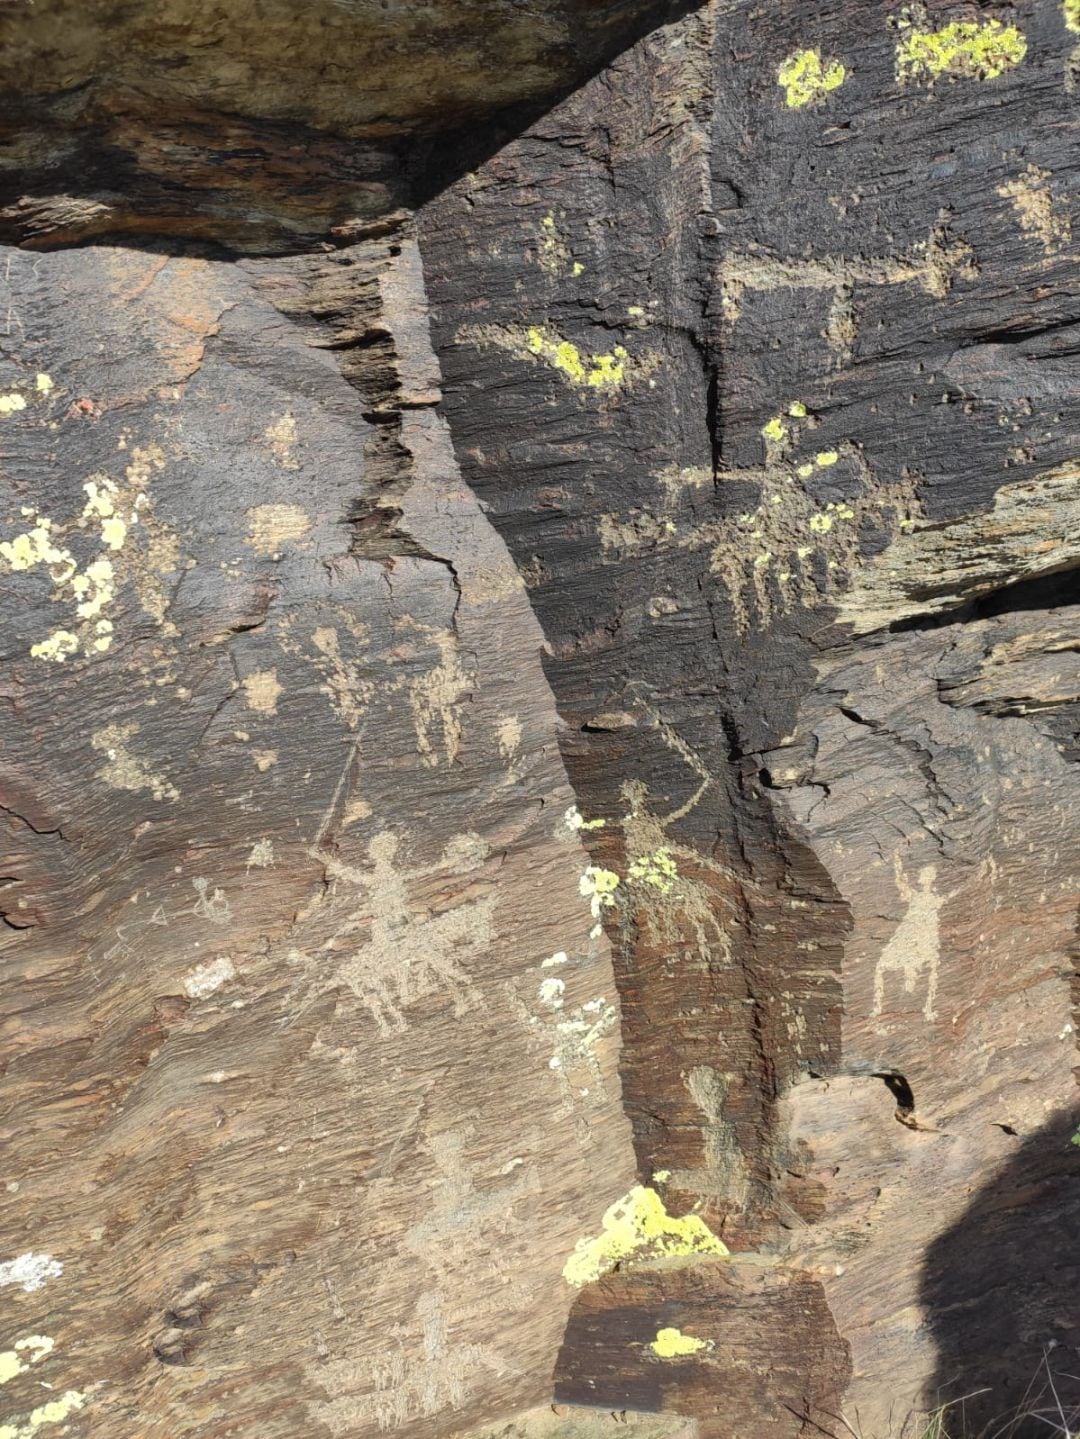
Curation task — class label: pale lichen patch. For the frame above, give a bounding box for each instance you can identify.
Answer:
[28,630,79,664]
[0,393,27,417]
[0,1387,85,1439]
[0,1338,53,1387]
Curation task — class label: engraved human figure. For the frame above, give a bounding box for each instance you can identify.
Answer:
[871,855,944,1024]
[324,830,493,1036]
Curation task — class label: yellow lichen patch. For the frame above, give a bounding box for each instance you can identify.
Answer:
[35,374,53,394]
[777,48,846,107]
[0,393,26,417]
[579,865,620,925]
[565,805,606,833]
[526,326,630,389]
[1067,0,1080,31]
[895,16,1027,82]
[29,630,79,663]
[245,502,313,556]
[461,322,655,394]
[627,847,679,894]
[815,450,839,467]
[243,669,282,715]
[562,1185,728,1287]
[997,166,1071,255]
[789,400,808,418]
[650,1327,710,1359]
[761,415,787,443]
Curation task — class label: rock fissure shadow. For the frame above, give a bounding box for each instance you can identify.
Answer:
[920,1107,1080,1438]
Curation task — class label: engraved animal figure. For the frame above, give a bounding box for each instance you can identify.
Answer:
[871,855,944,1024]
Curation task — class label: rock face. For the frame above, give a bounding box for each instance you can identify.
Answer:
[1,3,1078,1439]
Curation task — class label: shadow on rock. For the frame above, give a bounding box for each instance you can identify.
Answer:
[920,1106,1080,1437]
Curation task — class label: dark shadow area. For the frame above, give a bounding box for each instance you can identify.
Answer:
[0,0,703,256]
[921,1107,1080,1437]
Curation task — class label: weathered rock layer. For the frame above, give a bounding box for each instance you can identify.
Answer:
[1,2,1078,1437]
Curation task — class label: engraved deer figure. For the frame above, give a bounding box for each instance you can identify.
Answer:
[871,853,944,1024]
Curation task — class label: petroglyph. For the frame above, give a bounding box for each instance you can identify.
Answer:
[315,1290,509,1434]
[245,502,312,556]
[409,628,473,766]
[91,722,179,803]
[997,166,1071,255]
[599,446,920,635]
[190,876,232,926]
[681,1066,752,1207]
[719,221,977,355]
[242,669,282,714]
[872,855,945,1025]
[292,830,494,1036]
[620,778,732,964]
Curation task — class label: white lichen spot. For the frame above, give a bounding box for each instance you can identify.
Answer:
[182,955,236,1000]
[542,951,569,968]
[0,393,27,417]
[73,557,116,620]
[0,1254,62,1293]
[538,977,566,1011]
[0,1387,86,1438]
[35,374,53,394]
